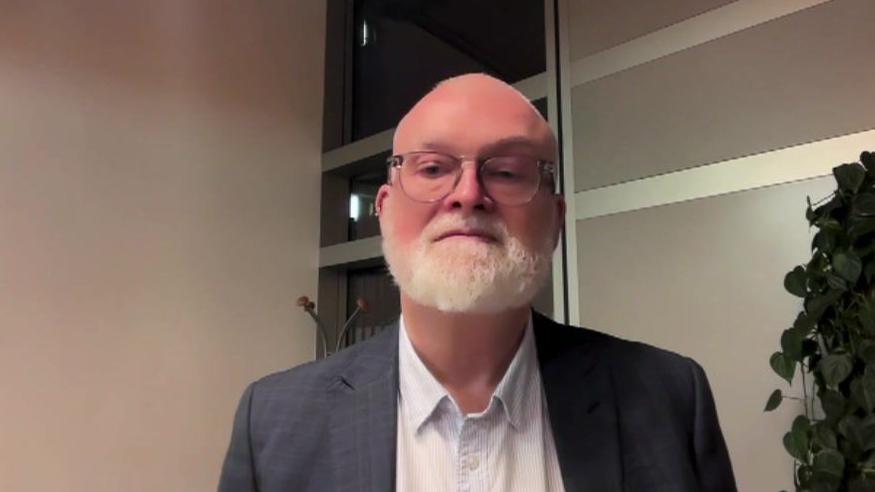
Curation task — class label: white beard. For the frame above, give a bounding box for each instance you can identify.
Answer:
[382,214,554,314]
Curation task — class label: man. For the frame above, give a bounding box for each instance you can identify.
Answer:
[218,74,736,491]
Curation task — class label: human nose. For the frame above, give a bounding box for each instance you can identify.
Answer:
[442,160,494,213]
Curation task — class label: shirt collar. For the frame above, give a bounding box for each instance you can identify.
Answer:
[398,316,448,431]
[492,314,538,430]
[397,312,540,432]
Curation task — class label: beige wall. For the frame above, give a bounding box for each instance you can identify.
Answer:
[0,2,325,490]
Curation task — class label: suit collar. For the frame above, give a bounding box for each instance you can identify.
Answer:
[330,322,400,492]
[533,311,623,491]
[335,322,399,391]
[329,313,623,492]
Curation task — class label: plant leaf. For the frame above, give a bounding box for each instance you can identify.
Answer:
[826,273,848,291]
[789,416,812,464]
[817,217,843,232]
[794,311,815,332]
[840,415,864,450]
[813,423,838,450]
[859,340,875,364]
[794,414,812,436]
[813,230,837,254]
[814,194,842,219]
[868,262,875,284]
[822,391,846,422]
[781,329,806,361]
[834,251,862,283]
[785,266,808,298]
[798,464,813,488]
[764,389,783,412]
[860,303,875,336]
[813,448,845,478]
[784,430,808,462]
[851,374,875,413]
[862,151,875,176]
[835,163,866,193]
[849,216,875,240]
[770,351,796,384]
[849,476,875,492]
[793,311,814,332]
[859,450,875,475]
[862,415,875,451]
[853,373,875,412]
[802,339,819,358]
[855,193,875,217]
[806,290,843,321]
[819,354,854,388]
[810,475,841,492]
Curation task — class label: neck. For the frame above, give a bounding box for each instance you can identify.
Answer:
[400,293,530,413]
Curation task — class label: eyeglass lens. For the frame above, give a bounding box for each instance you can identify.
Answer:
[398,152,542,204]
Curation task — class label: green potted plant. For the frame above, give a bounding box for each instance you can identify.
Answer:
[766,150,875,491]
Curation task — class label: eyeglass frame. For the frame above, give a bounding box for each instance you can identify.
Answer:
[385,151,558,206]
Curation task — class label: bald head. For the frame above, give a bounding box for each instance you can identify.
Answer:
[376,73,567,314]
[393,73,557,162]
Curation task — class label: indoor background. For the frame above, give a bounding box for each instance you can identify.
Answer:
[1,1,873,490]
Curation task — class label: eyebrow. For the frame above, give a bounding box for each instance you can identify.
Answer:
[419,136,539,154]
[484,136,539,151]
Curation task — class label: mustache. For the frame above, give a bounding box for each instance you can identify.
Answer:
[423,215,506,243]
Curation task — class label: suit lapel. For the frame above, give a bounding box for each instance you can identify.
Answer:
[534,312,623,492]
[329,314,623,491]
[331,324,400,492]
[352,370,397,491]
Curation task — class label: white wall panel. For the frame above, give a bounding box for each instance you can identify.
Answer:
[577,177,835,490]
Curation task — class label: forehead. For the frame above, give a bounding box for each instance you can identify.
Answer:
[393,86,554,157]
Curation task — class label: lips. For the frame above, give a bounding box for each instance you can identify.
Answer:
[434,229,497,242]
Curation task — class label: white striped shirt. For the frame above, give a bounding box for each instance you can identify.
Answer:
[396,314,566,492]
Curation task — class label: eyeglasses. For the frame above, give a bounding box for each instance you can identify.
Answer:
[386,151,556,206]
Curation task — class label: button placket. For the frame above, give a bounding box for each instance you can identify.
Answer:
[460,416,488,492]
[458,419,473,492]
[468,454,480,470]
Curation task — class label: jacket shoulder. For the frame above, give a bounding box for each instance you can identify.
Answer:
[533,314,735,488]
[249,324,398,395]
[239,324,398,461]
[533,311,700,395]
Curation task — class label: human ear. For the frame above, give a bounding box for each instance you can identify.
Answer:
[375,184,391,216]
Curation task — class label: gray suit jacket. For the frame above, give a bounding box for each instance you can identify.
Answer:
[218,311,736,491]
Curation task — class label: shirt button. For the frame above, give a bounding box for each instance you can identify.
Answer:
[469,455,480,470]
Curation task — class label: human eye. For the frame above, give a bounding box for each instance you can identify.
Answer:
[411,154,454,179]
[484,168,521,180]
[419,163,445,176]
[483,157,533,182]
